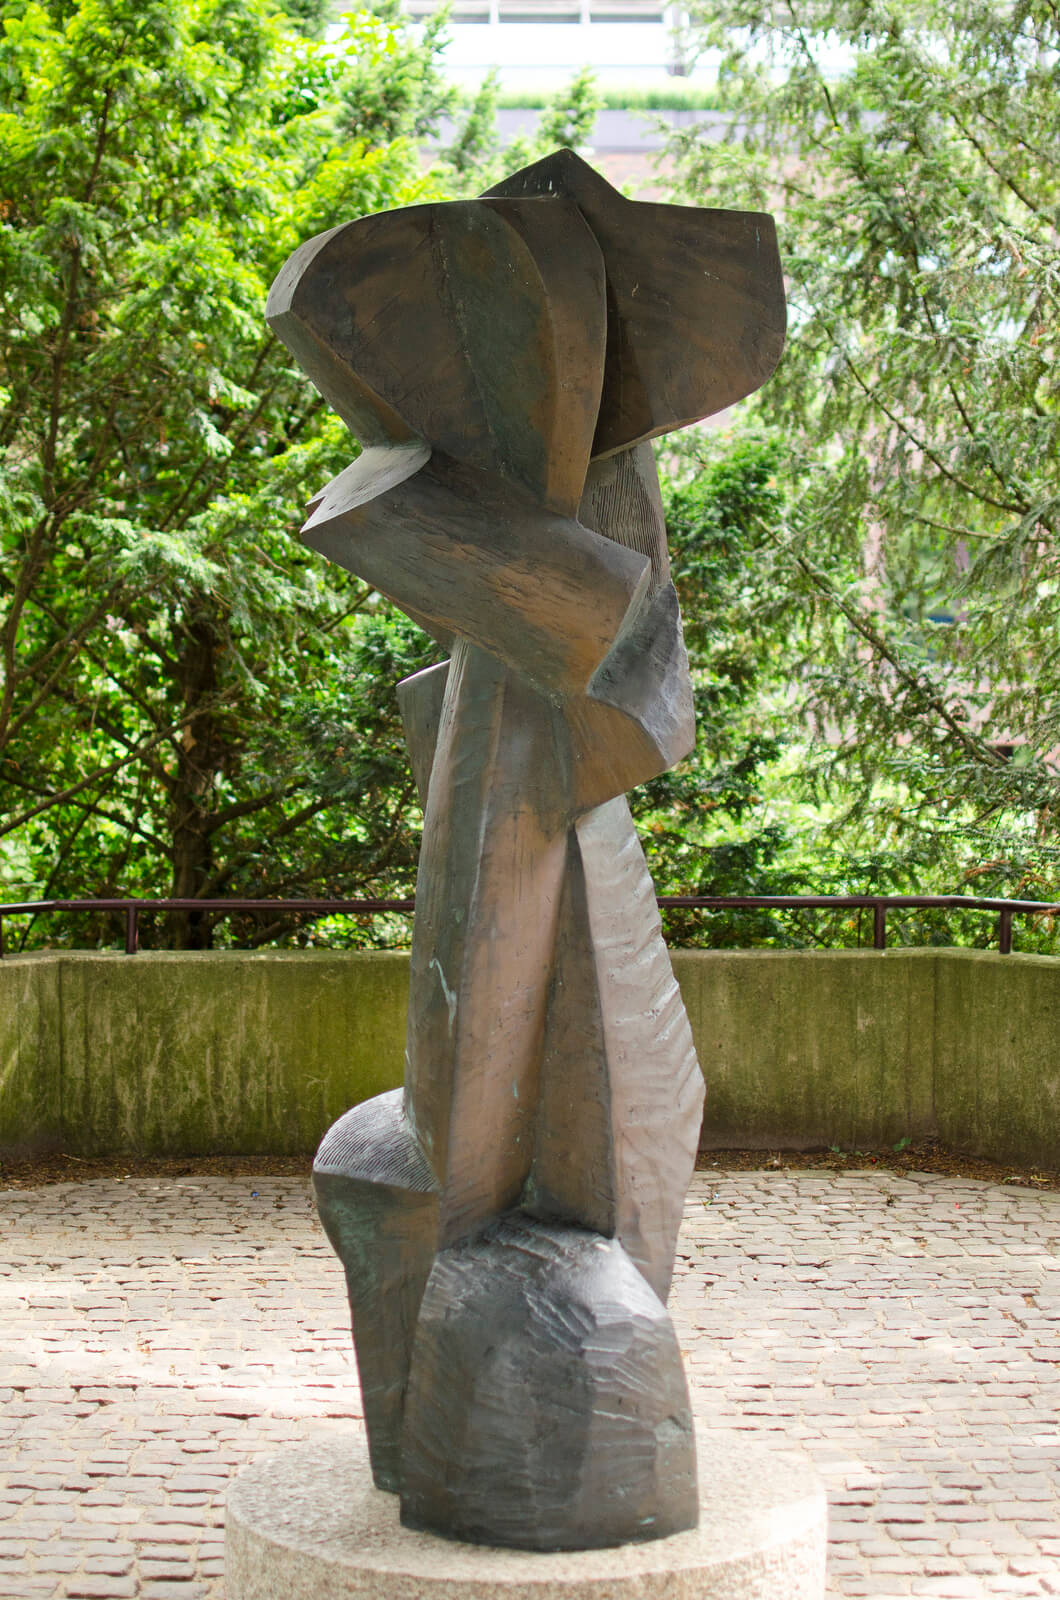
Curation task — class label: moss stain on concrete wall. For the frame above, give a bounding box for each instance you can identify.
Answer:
[1,947,1057,1167]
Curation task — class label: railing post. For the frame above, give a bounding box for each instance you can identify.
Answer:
[998,908,1013,955]
[873,901,887,949]
[125,904,139,955]
[0,916,4,960]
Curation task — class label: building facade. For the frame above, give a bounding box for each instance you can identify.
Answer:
[402,1,701,91]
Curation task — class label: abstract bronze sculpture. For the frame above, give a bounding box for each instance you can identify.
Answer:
[267,149,785,1553]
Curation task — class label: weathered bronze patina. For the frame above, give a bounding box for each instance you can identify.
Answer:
[267,148,785,1552]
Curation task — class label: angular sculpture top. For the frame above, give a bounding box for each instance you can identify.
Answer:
[267,149,785,1553]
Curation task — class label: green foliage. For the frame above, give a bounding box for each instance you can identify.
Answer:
[455,68,603,191]
[532,66,601,153]
[0,0,449,948]
[276,0,335,39]
[633,432,807,945]
[666,0,1060,916]
[330,1,459,144]
[493,83,722,111]
[442,67,501,178]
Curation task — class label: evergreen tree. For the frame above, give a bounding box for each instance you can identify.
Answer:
[668,0,1060,914]
[0,0,453,947]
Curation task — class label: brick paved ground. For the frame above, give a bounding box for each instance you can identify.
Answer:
[0,1168,1057,1600]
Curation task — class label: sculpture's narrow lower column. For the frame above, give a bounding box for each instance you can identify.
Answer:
[403,639,570,1246]
[526,796,704,1300]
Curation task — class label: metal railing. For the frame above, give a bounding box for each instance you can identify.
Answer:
[657,894,1060,956]
[1,893,1058,957]
[0,898,414,958]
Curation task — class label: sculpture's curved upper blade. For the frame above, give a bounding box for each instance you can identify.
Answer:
[484,147,787,458]
[266,196,606,518]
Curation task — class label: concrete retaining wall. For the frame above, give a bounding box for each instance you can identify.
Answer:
[2,948,1057,1167]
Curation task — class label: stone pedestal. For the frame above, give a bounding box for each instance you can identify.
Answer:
[225,1432,827,1600]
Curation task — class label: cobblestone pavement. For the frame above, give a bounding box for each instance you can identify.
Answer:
[0,1168,1057,1600]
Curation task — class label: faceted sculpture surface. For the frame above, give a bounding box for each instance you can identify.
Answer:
[267,148,785,1552]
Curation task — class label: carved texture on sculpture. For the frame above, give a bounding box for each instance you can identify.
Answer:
[267,149,785,1552]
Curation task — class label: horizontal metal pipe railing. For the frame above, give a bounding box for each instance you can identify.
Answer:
[1,893,1058,957]
[0,898,414,957]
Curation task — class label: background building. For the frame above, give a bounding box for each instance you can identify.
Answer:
[402,0,709,92]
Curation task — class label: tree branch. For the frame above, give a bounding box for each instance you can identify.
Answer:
[787,544,1006,768]
[200,796,336,896]
[0,707,221,839]
[947,106,1050,220]
[837,345,1029,516]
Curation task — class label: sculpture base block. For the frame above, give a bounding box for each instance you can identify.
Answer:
[225,1434,827,1600]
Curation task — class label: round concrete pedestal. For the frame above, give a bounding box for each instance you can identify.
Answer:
[225,1433,827,1600]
